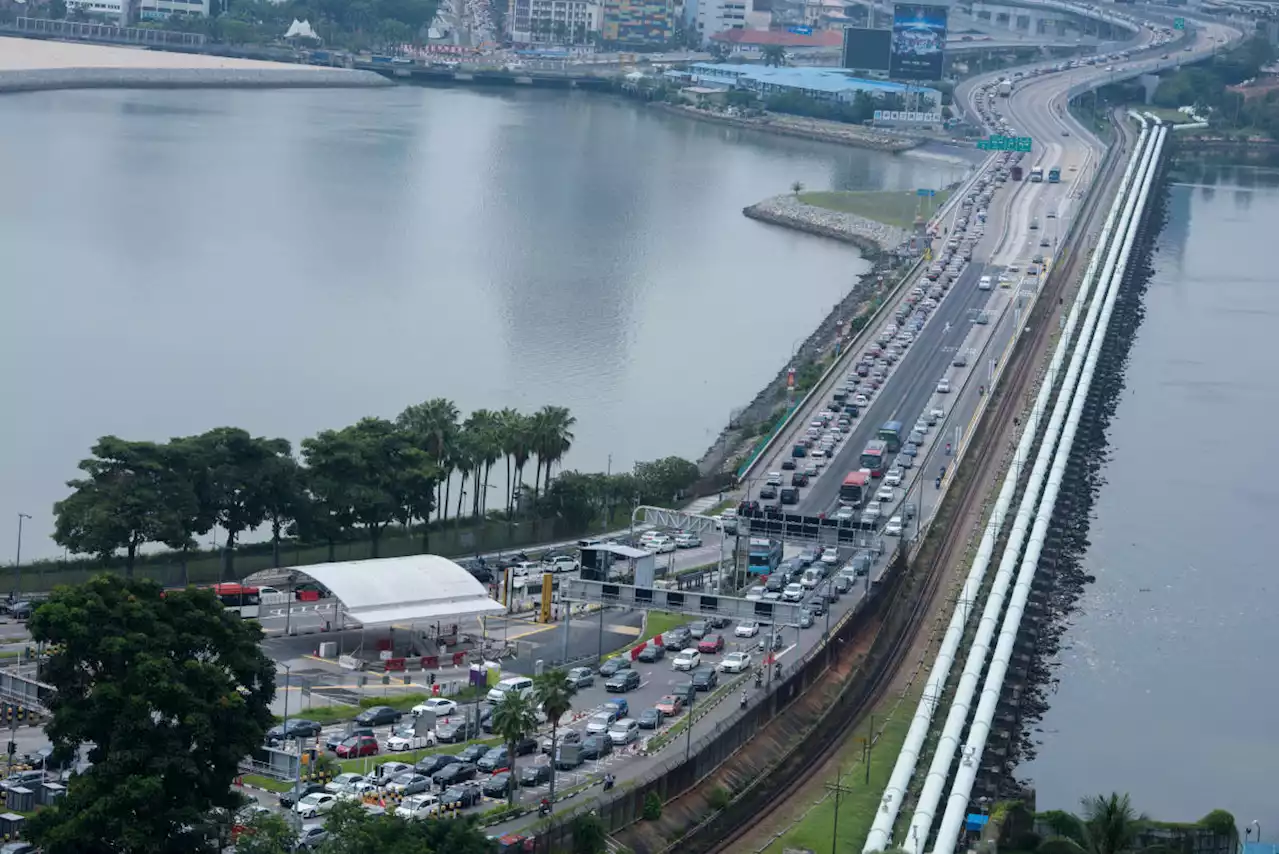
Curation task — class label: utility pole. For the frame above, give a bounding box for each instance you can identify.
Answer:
[825,767,856,854]
[14,513,30,598]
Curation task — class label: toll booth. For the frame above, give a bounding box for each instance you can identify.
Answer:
[579,545,653,584]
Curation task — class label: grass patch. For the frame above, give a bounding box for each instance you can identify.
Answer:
[642,612,687,644]
[0,650,22,660]
[275,687,487,725]
[763,685,922,854]
[243,774,293,793]
[797,189,953,230]
[1142,106,1194,124]
[336,736,501,773]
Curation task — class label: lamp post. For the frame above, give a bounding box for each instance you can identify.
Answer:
[14,514,30,598]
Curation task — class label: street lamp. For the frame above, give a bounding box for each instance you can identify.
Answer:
[14,514,31,598]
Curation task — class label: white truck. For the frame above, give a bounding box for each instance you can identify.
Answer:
[997,79,1013,97]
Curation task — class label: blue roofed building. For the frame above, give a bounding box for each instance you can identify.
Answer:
[677,62,941,107]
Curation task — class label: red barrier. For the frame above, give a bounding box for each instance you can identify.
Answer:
[422,656,439,670]
[298,590,320,602]
[385,658,406,672]
[451,651,466,667]
[654,633,664,647]
[629,645,643,661]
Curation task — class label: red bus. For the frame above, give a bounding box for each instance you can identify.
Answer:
[840,470,870,504]
[206,583,261,619]
[859,441,889,477]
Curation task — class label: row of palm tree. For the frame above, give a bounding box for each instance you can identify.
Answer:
[489,666,578,807]
[395,399,577,525]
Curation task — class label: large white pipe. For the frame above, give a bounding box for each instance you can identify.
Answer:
[930,125,1168,854]
[860,117,1153,854]
[896,119,1158,854]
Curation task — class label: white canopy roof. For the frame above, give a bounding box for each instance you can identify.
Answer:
[258,555,504,627]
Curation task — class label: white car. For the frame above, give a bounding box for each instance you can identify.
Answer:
[735,621,760,638]
[765,472,783,486]
[649,536,677,554]
[884,468,903,487]
[543,555,579,573]
[720,651,753,673]
[820,548,839,565]
[876,486,895,503]
[674,532,702,548]
[978,275,993,291]
[510,561,541,577]
[412,698,457,718]
[886,516,904,536]
[397,792,441,820]
[744,586,766,602]
[930,406,946,422]
[782,583,805,602]
[295,792,337,818]
[835,506,856,522]
[387,725,437,752]
[326,772,365,794]
[672,649,701,671]
[936,379,951,394]
[336,780,379,803]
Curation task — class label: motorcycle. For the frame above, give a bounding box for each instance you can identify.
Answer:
[538,800,552,818]
[754,670,763,688]
[740,691,748,709]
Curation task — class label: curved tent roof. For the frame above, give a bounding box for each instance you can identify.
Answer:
[246,555,504,627]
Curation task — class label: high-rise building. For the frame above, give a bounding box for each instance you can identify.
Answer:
[601,0,674,46]
[692,0,748,45]
[507,0,601,45]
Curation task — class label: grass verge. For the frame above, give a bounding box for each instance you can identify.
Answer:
[763,684,922,854]
[642,612,686,644]
[797,189,954,230]
[243,774,293,793]
[275,687,487,725]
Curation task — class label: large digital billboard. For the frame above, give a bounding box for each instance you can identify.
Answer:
[842,27,891,73]
[890,4,948,81]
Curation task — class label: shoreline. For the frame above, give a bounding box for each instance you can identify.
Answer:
[650,102,923,153]
[0,66,391,94]
[742,194,909,256]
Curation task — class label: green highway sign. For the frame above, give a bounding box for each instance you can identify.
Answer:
[978,135,1033,152]
[1173,17,1185,29]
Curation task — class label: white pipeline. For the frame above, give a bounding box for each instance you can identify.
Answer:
[860,118,1154,854]
[897,118,1158,854]
[930,124,1168,854]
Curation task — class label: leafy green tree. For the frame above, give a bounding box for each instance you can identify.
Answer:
[259,441,307,568]
[27,576,276,854]
[192,427,289,580]
[234,811,296,854]
[52,437,189,577]
[762,45,785,67]
[299,429,361,561]
[633,456,700,506]
[317,797,494,853]
[532,667,576,801]
[490,689,540,806]
[155,437,215,586]
[1037,793,1170,854]
[791,180,804,195]
[572,811,608,854]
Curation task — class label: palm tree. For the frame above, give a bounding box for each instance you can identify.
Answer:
[532,668,576,802]
[505,412,535,516]
[762,44,786,67]
[1039,793,1168,854]
[396,398,459,525]
[464,409,503,518]
[491,690,541,807]
[451,434,475,527]
[531,405,576,499]
[496,407,523,517]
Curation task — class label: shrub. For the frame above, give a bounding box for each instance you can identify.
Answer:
[707,786,731,810]
[643,791,663,821]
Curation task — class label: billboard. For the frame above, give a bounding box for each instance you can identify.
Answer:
[890,4,948,81]
[842,27,891,73]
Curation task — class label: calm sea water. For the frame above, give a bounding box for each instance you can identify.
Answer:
[1025,173,1279,832]
[0,85,971,559]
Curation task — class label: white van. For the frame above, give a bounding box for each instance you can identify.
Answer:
[486,676,533,704]
[608,718,640,745]
[978,275,993,291]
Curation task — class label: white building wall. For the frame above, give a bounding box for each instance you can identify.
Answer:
[693,0,748,44]
[508,0,600,44]
[66,0,126,22]
[138,0,211,18]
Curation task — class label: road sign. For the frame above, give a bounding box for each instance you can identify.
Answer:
[916,188,936,197]
[789,25,813,35]
[1173,17,1184,29]
[977,135,1033,152]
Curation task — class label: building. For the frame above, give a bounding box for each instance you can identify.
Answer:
[137,0,211,19]
[602,0,675,45]
[506,0,601,45]
[680,62,940,107]
[64,0,127,24]
[691,0,749,45]
[708,26,843,56]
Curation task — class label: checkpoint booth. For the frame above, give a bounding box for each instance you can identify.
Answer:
[578,544,656,586]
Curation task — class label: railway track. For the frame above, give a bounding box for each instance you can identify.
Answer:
[705,112,1136,854]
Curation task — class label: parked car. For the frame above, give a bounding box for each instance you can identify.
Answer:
[295,824,329,850]
[598,657,632,678]
[395,793,441,821]
[335,735,379,759]
[566,667,595,689]
[542,730,583,754]
[456,743,491,764]
[412,755,459,777]
[439,783,484,809]
[325,773,366,794]
[266,719,322,745]
[580,735,613,760]
[435,719,481,743]
[411,698,458,718]
[356,706,403,727]
[294,792,337,819]
[326,727,374,752]
[278,781,326,810]
[586,710,620,735]
[387,725,437,752]
[637,708,665,729]
[608,718,640,745]
[636,643,665,663]
[519,763,552,786]
[431,762,477,787]
[385,772,431,796]
[654,695,684,716]
[481,772,514,798]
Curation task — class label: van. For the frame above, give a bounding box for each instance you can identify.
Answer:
[486,676,533,704]
[608,719,640,745]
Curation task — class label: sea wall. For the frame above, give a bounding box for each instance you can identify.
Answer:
[651,102,922,153]
[0,66,391,94]
[742,194,910,255]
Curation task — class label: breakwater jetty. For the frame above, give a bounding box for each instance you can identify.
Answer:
[743,193,910,255]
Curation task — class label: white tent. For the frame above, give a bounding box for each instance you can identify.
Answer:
[284,19,320,41]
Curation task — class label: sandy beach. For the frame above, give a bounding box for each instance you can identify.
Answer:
[0,36,322,71]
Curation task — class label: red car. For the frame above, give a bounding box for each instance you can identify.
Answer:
[335,735,379,758]
[697,634,725,655]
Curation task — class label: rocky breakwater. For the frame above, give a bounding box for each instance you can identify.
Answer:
[654,103,920,153]
[0,66,391,94]
[742,193,910,256]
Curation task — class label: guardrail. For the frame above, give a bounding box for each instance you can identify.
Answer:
[736,163,997,485]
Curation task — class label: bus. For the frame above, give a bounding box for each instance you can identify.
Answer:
[1048,166,1061,183]
[1029,166,1044,183]
[747,538,783,575]
[859,441,889,477]
[208,583,261,619]
[840,470,871,504]
[878,421,904,453]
